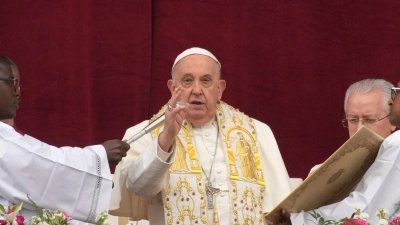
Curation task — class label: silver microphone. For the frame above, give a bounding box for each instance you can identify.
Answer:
[127,101,185,144]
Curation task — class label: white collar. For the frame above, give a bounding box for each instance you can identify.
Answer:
[191,117,217,129]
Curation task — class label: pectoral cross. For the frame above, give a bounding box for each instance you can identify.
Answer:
[205,182,220,209]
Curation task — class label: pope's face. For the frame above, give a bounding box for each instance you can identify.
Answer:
[168,54,226,126]
[346,89,395,138]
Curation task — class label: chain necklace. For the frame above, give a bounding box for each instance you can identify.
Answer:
[200,125,221,209]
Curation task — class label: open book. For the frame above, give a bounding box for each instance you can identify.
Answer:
[265,126,384,224]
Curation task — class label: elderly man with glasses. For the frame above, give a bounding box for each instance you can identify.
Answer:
[277,78,400,225]
[309,79,396,174]
[341,79,395,139]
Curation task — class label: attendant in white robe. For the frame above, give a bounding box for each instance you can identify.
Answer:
[277,81,400,225]
[110,47,292,225]
[0,55,130,223]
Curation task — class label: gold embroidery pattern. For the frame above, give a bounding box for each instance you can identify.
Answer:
[230,181,239,224]
[170,137,190,171]
[182,125,201,174]
[236,132,257,180]
[150,111,201,174]
[195,174,208,224]
[149,102,266,224]
[164,184,173,225]
[230,182,265,225]
[219,102,265,225]
[257,187,265,224]
[222,109,264,185]
[175,178,195,224]
[242,187,256,224]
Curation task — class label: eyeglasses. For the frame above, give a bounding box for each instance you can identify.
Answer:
[391,87,400,100]
[0,77,19,92]
[342,115,389,128]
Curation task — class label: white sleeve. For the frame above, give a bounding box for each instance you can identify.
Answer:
[290,131,400,225]
[253,119,292,211]
[0,134,112,223]
[119,120,176,197]
[126,136,176,197]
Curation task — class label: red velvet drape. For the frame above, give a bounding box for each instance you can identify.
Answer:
[1,1,400,179]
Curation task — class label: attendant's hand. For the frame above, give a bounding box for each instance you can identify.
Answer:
[102,140,130,165]
[275,208,291,225]
[158,86,187,151]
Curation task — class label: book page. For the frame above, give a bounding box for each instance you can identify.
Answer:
[265,126,384,224]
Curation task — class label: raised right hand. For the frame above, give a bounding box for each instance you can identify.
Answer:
[158,86,187,151]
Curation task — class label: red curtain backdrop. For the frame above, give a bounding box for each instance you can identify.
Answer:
[1,1,400,179]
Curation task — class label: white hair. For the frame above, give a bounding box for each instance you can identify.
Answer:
[344,79,394,115]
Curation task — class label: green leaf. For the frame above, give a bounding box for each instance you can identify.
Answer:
[11,201,23,212]
[27,195,42,217]
[319,217,325,225]
[0,204,6,214]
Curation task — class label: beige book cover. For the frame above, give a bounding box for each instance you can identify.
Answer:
[265,126,384,224]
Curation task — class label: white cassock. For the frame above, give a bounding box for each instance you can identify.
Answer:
[0,122,112,224]
[110,115,292,225]
[291,130,400,225]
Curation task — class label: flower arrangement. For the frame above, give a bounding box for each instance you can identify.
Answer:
[0,201,123,225]
[0,201,72,225]
[95,211,111,225]
[310,206,400,225]
[30,209,72,225]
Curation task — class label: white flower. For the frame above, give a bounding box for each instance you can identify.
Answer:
[359,212,370,220]
[32,215,42,223]
[95,211,110,225]
[37,221,50,225]
[378,218,389,225]
[376,208,389,220]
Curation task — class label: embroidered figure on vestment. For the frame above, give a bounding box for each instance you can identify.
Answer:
[150,101,266,225]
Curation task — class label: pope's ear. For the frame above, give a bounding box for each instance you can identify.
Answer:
[167,79,175,94]
[218,80,226,99]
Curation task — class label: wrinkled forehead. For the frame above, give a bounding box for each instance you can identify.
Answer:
[172,54,220,79]
[172,47,221,71]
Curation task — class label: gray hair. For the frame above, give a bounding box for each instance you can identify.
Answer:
[0,55,20,79]
[344,79,394,115]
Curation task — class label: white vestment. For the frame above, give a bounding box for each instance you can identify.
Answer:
[0,122,112,224]
[291,130,400,225]
[110,109,291,225]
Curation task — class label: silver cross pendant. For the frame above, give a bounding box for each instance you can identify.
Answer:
[205,182,220,209]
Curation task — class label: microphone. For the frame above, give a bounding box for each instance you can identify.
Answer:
[127,101,185,144]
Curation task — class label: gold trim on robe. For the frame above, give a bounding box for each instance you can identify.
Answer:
[150,101,266,225]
